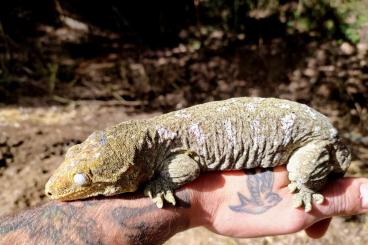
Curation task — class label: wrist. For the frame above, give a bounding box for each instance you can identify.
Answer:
[98,193,193,244]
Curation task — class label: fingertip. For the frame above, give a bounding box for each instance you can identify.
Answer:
[359,183,368,209]
[314,177,368,217]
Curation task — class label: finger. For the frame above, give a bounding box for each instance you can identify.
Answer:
[305,218,332,238]
[308,178,368,220]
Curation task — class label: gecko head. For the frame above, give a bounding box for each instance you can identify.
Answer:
[45,129,144,201]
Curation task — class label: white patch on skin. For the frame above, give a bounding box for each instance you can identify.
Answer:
[244,103,257,112]
[73,173,88,186]
[281,113,297,143]
[250,118,261,134]
[244,98,265,112]
[314,126,321,133]
[301,104,317,119]
[188,123,205,145]
[329,128,338,138]
[279,103,291,109]
[174,110,191,119]
[216,106,229,112]
[250,118,264,144]
[156,127,177,143]
[281,113,296,131]
[224,120,236,144]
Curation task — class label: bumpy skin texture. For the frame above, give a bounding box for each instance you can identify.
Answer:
[45,97,351,212]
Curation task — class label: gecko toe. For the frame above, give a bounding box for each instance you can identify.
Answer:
[292,194,303,208]
[313,193,324,205]
[304,194,312,212]
[292,192,312,211]
[164,190,176,206]
[288,183,298,193]
[152,194,164,208]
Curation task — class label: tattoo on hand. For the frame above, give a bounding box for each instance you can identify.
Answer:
[111,191,191,245]
[0,192,191,245]
[229,168,282,214]
[0,201,102,245]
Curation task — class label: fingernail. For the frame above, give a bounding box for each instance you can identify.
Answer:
[360,183,368,209]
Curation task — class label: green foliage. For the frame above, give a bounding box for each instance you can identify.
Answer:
[200,0,368,43]
[327,0,368,43]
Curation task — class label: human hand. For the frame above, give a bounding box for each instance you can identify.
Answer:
[1,165,367,244]
[187,166,368,239]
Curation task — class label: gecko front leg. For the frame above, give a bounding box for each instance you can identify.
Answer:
[286,141,333,212]
[144,153,200,208]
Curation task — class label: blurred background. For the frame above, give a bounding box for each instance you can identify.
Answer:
[0,0,367,244]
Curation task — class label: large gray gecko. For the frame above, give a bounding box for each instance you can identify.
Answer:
[45,97,351,212]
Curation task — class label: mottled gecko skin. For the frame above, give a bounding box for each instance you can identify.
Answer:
[45,97,351,212]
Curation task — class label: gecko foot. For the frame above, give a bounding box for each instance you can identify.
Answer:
[288,182,324,212]
[144,179,176,208]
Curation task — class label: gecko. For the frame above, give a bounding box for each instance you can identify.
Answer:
[45,97,351,212]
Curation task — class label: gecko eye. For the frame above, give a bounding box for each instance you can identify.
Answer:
[73,173,91,187]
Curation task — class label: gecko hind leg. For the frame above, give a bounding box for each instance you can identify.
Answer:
[286,141,332,212]
[144,153,200,208]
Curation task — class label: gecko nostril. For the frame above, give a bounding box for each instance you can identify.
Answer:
[47,192,52,196]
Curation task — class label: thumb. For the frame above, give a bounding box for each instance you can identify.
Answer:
[312,177,368,218]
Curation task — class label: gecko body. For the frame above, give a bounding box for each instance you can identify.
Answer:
[45,97,351,212]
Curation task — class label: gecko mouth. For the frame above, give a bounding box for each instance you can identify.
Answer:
[45,180,105,201]
[46,188,105,201]
[45,181,131,201]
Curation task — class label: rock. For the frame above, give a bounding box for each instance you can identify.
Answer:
[303,68,317,77]
[357,43,368,55]
[340,42,355,55]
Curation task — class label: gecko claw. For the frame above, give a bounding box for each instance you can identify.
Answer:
[144,179,176,208]
[144,189,153,199]
[164,190,176,206]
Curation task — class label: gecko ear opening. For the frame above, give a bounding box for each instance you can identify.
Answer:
[73,173,91,187]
